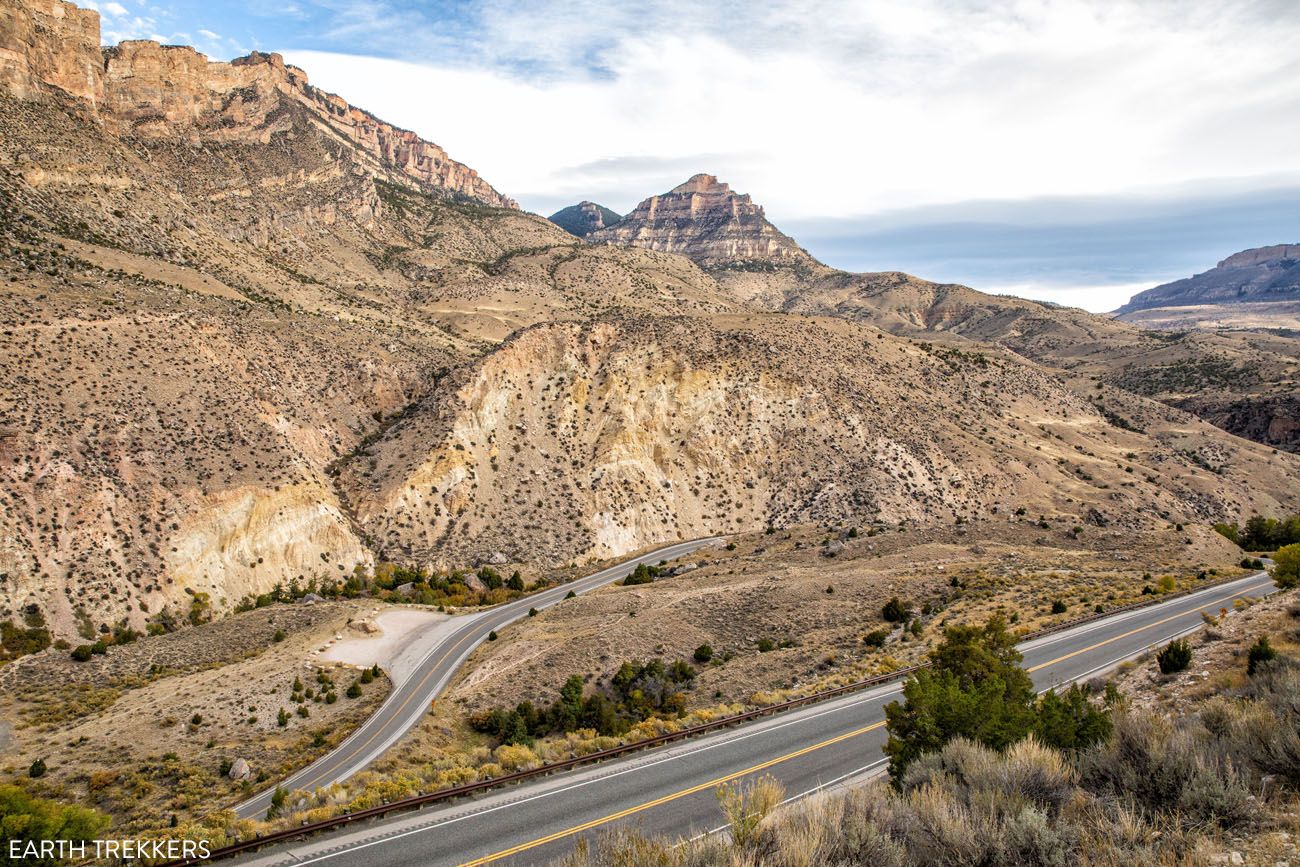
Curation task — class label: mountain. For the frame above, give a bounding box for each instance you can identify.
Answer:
[0,0,739,639]
[1115,245,1300,331]
[3,0,1300,648]
[548,201,622,237]
[340,312,1297,570]
[587,177,1300,454]
[1,0,513,208]
[589,174,815,267]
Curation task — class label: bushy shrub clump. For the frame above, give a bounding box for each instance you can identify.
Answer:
[470,658,696,745]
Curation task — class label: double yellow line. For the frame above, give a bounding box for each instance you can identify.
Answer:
[459,579,1266,865]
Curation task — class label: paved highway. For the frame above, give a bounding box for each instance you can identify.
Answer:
[233,568,1277,866]
[233,538,723,820]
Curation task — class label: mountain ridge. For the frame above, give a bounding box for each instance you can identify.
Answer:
[590,173,815,267]
[548,201,622,237]
[0,0,515,208]
[1113,244,1300,331]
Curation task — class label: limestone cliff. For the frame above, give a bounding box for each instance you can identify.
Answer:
[590,174,814,267]
[1,0,514,208]
[1116,244,1300,317]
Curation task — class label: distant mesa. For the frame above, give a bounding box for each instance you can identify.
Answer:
[548,201,622,237]
[589,173,817,268]
[1116,244,1300,315]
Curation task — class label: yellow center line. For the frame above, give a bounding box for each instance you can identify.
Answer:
[459,721,887,867]
[291,625,480,793]
[458,579,1264,866]
[1025,583,1257,673]
[289,560,643,794]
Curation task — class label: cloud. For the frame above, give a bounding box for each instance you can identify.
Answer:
[784,184,1300,310]
[103,1,129,15]
[198,28,221,40]
[273,0,1300,308]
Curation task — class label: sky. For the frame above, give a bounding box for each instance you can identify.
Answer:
[82,0,1300,311]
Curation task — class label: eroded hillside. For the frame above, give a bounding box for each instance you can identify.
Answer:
[343,313,1300,569]
[0,0,740,640]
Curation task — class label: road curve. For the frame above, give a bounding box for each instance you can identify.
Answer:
[231,569,1278,866]
[233,538,723,821]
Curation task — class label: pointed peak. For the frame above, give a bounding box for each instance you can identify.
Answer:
[669,174,730,195]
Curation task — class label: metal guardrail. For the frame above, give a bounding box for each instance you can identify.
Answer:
[163,568,1268,865]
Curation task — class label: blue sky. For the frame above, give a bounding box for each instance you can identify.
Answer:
[84,0,1300,311]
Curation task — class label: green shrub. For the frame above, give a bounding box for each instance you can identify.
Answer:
[28,759,46,779]
[1156,639,1192,674]
[346,682,362,698]
[757,638,776,652]
[882,597,912,623]
[884,618,1035,781]
[0,785,108,865]
[70,645,94,662]
[693,644,714,663]
[1247,636,1276,675]
[862,628,890,648]
[622,563,656,586]
[1273,544,1300,589]
[1050,600,1068,614]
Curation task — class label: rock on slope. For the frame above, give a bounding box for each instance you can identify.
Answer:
[548,202,622,237]
[342,313,1300,570]
[590,174,814,267]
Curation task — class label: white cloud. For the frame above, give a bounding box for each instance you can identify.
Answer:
[198,28,221,41]
[102,1,128,16]
[275,1,1300,304]
[985,281,1155,313]
[284,0,1300,224]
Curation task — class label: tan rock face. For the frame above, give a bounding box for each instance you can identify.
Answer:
[0,0,102,103]
[591,174,814,267]
[1,0,514,208]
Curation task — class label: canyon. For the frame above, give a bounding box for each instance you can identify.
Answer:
[2,0,1299,650]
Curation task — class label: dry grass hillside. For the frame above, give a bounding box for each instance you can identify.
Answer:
[713,265,1300,453]
[0,7,738,642]
[342,311,1300,571]
[2,0,1298,655]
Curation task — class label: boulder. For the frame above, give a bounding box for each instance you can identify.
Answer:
[227,758,251,781]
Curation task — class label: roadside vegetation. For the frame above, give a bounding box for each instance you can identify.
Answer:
[1214,511,1300,551]
[557,592,1300,867]
[470,658,697,744]
[228,562,539,616]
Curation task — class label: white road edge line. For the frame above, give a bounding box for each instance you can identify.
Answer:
[248,571,1278,864]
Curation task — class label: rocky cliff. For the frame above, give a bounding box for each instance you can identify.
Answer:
[590,174,814,267]
[548,201,622,237]
[1116,244,1300,316]
[1,0,514,207]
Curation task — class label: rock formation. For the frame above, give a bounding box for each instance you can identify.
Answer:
[590,174,814,267]
[548,201,622,237]
[1,0,514,207]
[342,313,1300,570]
[1113,245,1300,332]
[1116,245,1300,316]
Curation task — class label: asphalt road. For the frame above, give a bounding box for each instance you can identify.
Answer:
[233,568,1277,866]
[233,538,723,821]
